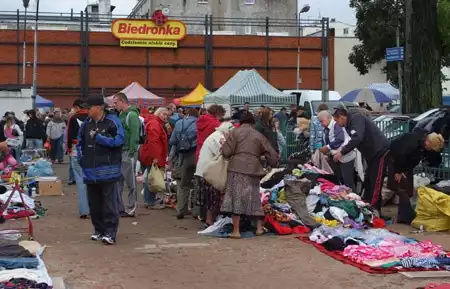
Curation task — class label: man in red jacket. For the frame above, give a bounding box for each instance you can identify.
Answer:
[195,105,226,161]
[140,107,169,209]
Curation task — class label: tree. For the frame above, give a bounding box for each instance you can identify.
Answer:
[404,0,442,113]
[349,0,404,84]
[349,0,450,112]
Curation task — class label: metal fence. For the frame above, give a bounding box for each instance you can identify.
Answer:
[282,118,450,179]
[374,118,450,179]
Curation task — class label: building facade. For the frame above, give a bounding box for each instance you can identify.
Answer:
[129,0,298,35]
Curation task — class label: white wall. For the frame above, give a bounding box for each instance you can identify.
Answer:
[334,37,386,96]
[0,88,32,120]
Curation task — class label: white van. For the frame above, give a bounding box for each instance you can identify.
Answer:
[283,90,347,116]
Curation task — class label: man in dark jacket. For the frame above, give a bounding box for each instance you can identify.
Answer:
[25,110,46,149]
[388,131,443,224]
[66,99,90,218]
[77,97,125,245]
[333,108,389,210]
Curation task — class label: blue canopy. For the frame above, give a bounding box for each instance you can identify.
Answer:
[35,95,54,108]
[341,88,392,103]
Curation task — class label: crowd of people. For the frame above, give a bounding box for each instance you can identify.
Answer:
[0,94,442,246]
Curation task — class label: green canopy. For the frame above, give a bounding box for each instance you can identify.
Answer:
[204,69,295,107]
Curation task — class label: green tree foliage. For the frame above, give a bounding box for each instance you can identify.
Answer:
[349,0,450,83]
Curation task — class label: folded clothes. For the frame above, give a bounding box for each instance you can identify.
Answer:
[0,257,39,269]
[0,245,33,258]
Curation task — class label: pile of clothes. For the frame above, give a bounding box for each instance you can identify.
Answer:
[309,225,450,270]
[0,188,46,221]
[307,178,384,228]
[0,240,52,288]
[260,164,383,230]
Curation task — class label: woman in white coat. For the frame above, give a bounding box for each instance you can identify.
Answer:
[195,122,235,227]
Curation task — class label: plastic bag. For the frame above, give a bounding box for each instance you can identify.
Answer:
[147,164,165,193]
[412,187,450,232]
[27,160,54,178]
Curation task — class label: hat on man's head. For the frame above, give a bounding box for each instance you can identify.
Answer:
[85,96,105,107]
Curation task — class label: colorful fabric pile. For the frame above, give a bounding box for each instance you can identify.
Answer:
[305,225,450,272]
[306,178,384,228]
[0,241,52,288]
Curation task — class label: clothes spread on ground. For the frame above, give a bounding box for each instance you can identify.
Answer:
[308,225,450,270]
[0,278,51,288]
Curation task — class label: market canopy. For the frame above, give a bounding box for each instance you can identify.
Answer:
[367,83,400,100]
[106,82,164,107]
[35,95,54,108]
[180,83,210,106]
[341,88,392,103]
[204,69,295,106]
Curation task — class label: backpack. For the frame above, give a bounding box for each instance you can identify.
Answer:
[176,119,195,152]
[126,112,146,144]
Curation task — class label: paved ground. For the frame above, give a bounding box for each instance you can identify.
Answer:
[22,164,450,289]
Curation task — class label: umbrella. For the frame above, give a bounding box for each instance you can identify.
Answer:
[35,95,54,108]
[367,83,399,100]
[341,88,392,103]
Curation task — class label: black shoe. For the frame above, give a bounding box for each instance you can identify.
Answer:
[80,215,89,220]
[68,181,75,185]
[120,212,133,218]
[176,214,184,220]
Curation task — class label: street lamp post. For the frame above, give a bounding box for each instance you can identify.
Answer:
[22,0,30,84]
[296,4,310,90]
[32,0,40,109]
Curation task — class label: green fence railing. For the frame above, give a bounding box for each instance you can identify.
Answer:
[374,118,450,180]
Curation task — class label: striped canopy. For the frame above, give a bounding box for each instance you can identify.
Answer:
[341,88,392,103]
[204,69,295,106]
[106,82,163,107]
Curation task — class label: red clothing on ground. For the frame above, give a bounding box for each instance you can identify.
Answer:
[195,113,220,161]
[140,114,168,168]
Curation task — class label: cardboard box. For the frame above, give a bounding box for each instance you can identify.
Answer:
[38,180,63,196]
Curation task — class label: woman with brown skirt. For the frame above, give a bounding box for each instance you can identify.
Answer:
[220,113,278,238]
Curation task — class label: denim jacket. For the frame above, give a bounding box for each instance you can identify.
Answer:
[309,116,324,151]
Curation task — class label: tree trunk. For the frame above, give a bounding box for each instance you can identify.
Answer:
[404,0,442,113]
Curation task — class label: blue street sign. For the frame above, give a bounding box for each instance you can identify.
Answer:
[386,47,404,62]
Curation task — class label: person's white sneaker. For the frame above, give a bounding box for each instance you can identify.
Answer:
[101,235,115,245]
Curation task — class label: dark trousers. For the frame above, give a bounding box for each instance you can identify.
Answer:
[87,181,120,239]
[363,150,389,211]
[387,162,416,224]
[330,159,356,193]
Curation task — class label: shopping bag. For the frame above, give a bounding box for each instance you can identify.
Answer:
[412,187,450,232]
[148,164,165,193]
[203,154,229,191]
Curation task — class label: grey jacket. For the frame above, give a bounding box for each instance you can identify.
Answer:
[341,111,389,162]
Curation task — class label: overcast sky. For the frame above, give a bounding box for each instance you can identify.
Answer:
[1,0,356,24]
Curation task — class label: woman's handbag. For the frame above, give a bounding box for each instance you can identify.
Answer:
[203,154,229,191]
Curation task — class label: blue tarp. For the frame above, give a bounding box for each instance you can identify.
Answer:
[35,95,54,108]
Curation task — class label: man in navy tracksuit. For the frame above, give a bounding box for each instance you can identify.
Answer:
[77,97,125,245]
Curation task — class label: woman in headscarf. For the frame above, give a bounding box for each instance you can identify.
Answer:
[388,131,444,224]
[221,113,278,238]
[195,121,235,227]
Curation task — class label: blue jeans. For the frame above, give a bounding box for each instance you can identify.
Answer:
[25,139,43,150]
[68,156,75,182]
[71,156,89,216]
[143,166,156,205]
[50,137,63,162]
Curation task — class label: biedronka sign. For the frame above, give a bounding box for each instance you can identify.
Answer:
[111,14,186,48]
